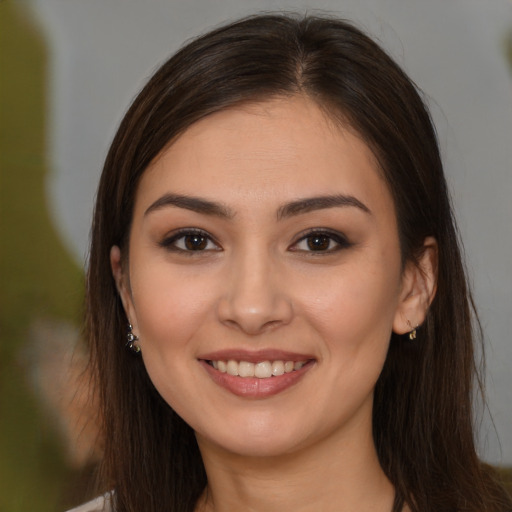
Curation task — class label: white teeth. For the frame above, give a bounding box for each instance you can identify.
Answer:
[210,359,308,378]
[238,361,255,377]
[272,360,285,376]
[284,361,294,373]
[226,360,239,376]
[255,361,272,378]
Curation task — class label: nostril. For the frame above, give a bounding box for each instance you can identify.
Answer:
[216,291,294,335]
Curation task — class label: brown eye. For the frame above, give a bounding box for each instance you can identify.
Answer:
[306,235,331,251]
[184,234,208,250]
[160,229,220,253]
[290,230,352,253]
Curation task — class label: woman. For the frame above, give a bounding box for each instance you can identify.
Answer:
[74,14,511,512]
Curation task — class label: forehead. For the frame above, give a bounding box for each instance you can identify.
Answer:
[135,96,393,217]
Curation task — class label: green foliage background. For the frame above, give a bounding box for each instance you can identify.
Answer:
[0,2,86,510]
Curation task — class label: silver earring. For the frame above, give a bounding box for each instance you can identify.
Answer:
[126,323,141,354]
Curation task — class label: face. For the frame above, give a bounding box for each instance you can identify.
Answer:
[112,97,431,459]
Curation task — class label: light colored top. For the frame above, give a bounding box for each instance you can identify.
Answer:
[66,493,112,512]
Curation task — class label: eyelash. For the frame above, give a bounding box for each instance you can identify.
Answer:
[290,229,352,253]
[159,229,221,253]
[159,228,351,254]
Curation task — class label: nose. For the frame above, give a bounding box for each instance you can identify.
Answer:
[216,250,294,335]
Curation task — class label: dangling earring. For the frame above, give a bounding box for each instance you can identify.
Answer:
[126,323,141,354]
[407,320,418,341]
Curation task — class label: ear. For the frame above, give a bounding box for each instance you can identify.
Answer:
[393,236,438,335]
[110,245,138,330]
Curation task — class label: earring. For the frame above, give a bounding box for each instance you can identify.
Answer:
[407,320,418,341]
[126,323,141,354]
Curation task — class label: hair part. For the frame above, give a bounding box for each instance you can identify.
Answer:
[86,13,512,512]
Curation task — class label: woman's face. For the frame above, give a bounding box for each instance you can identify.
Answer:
[112,96,430,458]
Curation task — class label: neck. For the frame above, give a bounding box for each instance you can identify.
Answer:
[195,422,395,512]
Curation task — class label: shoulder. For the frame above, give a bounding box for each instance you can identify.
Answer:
[65,493,113,512]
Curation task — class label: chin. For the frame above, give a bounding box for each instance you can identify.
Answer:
[193,411,320,459]
[199,431,306,459]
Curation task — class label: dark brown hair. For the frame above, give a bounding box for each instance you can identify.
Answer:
[86,14,511,512]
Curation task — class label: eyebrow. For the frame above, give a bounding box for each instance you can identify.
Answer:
[144,192,371,220]
[276,194,371,220]
[144,193,234,218]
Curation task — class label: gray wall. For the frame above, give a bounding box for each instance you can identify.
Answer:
[29,0,512,464]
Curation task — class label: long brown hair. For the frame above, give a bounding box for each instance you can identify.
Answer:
[86,14,512,512]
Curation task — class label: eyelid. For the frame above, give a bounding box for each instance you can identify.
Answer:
[158,228,222,252]
[288,228,352,252]
[158,227,350,253]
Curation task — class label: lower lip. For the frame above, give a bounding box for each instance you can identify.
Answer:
[200,360,314,399]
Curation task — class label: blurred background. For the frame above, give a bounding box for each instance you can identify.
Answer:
[1,0,511,510]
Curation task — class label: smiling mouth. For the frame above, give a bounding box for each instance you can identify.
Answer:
[206,359,310,379]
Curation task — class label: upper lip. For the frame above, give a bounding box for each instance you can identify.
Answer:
[198,349,315,363]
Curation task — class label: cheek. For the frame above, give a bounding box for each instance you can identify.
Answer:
[129,262,218,352]
[128,267,217,415]
[298,255,401,361]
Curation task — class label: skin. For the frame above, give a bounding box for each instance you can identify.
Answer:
[111,96,436,512]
